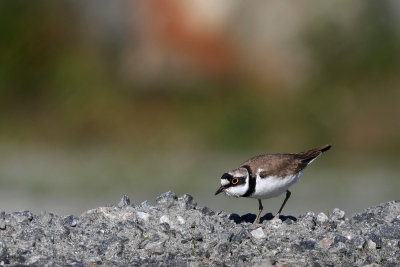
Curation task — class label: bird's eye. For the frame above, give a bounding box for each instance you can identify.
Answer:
[232,178,239,184]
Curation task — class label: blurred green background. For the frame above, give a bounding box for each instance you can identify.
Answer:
[1,1,399,216]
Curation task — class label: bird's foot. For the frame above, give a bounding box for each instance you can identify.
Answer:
[272,213,281,221]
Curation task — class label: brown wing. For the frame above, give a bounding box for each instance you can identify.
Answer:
[241,154,306,178]
[241,144,331,178]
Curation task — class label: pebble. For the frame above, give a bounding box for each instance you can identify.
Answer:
[118,195,131,207]
[156,191,178,208]
[318,238,333,249]
[176,215,185,225]
[380,225,400,239]
[250,227,267,239]
[350,236,366,249]
[136,211,151,222]
[11,211,33,223]
[331,208,346,221]
[316,212,329,225]
[334,235,347,244]
[159,215,170,225]
[178,194,197,210]
[0,220,6,230]
[299,240,316,251]
[367,240,377,250]
[367,232,382,249]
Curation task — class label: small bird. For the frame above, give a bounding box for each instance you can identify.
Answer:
[215,144,331,224]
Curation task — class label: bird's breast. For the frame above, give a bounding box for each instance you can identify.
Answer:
[250,171,303,199]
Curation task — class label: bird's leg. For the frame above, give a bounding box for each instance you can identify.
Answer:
[273,190,291,220]
[251,199,263,226]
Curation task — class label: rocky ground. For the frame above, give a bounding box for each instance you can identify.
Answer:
[0,192,399,266]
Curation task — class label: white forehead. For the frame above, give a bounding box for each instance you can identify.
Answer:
[229,168,247,177]
[220,179,229,186]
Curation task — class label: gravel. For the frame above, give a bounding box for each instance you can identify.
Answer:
[0,192,399,266]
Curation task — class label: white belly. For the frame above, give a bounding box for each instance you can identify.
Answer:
[250,171,303,199]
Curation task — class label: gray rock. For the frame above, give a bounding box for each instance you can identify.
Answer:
[63,215,78,227]
[334,242,347,253]
[159,222,171,233]
[367,240,377,250]
[250,227,267,239]
[136,211,151,222]
[380,225,400,239]
[331,208,346,221]
[178,194,197,210]
[350,235,366,249]
[334,235,347,244]
[219,231,233,242]
[118,195,130,207]
[316,212,329,225]
[139,200,152,208]
[367,232,382,249]
[217,242,230,254]
[0,193,399,266]
[301,211,316,229]
[200,206,215,216]
[11,211,33,223]
[231,229,249,243]
[156,191,178,208]
[299,240,316,251]
[0,220,6,230]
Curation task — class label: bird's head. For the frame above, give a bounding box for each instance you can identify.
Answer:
[215,167,250,197]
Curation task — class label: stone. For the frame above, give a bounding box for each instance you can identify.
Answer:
[176,215,185,225]
[11,211,33,224]
[299,240,316,250]
[316,212,329,225]
[331,208,346,221]
[334,235,347,244]
[118,195,131,207]
[159,215,170,225]
[231,229,248,243]
[318,238,333,249]
[159,222,170,233]
[367,232,382,249]
[250,228,267,239]
[200,206,215,216]
[335,242,347,253]
[178,194,197,210]
[63,215,78,227]
[139,200,152,208]
[301,211,316,229]
[156,191,178,208]
[367,240,376,250]
[136,211,151,222]
[380,225,400,239]
[219,231,233,242]
[350,236,365,249]
[217,242,230,254]
[193,232,203,242]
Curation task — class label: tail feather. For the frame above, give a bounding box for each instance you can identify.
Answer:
[300,144,331,163]
[318,144,332,153]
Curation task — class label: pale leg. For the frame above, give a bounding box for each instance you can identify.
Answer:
[273,190,291,220]
[252,199,263,225]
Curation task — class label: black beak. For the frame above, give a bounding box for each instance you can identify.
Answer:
[215,186,225,195]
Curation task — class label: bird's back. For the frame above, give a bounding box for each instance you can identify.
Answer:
[241,145,331,178]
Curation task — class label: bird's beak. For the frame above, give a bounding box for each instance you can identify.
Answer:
[215,186,225,195]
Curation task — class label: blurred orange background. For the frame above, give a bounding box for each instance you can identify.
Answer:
[0,1,399,216]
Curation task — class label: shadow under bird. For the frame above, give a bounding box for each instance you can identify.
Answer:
[215,144,332,225]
